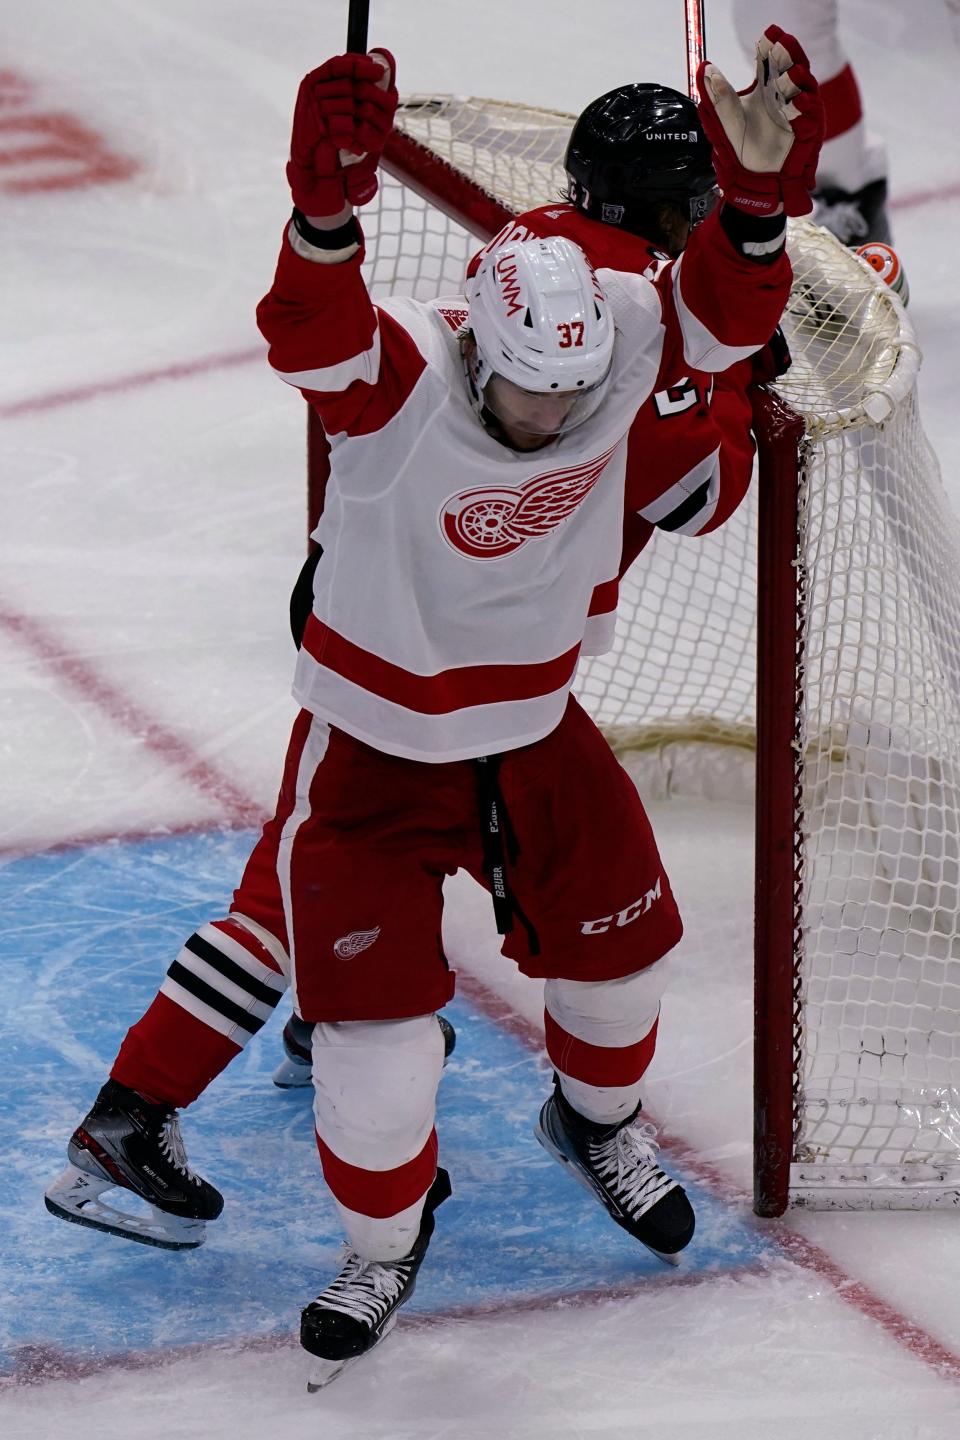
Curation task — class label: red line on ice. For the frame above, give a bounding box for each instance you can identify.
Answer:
[455,969,960,1387]
[0,347,264,420]
[891,179,960,213]
[0,817,243,864]
[0,605,264,831]
[2,1263,768,1388]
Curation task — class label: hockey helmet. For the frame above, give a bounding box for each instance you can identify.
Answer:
[465,235,615,443]
[564,83,717,235]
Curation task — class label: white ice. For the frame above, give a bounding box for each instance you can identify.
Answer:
[2,1,960,1436]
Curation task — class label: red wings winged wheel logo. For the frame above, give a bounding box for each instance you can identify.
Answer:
[440,443,620,560]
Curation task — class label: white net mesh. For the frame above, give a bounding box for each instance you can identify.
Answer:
[364,97,960,1206]
[786,273,960,1206]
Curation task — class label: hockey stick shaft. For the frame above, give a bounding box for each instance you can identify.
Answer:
[347,0,370,52]
[684,0,707,101]
[306,0,370,547]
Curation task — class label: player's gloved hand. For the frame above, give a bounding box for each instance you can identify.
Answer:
[751,324,792,385]
[286,48,398,218]
[696,26,825,217]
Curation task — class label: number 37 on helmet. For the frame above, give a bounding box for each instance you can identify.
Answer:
[464,236,615,444]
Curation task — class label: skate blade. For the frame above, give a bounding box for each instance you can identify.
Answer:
[647,1246,682,1267]
[305,1312,399,1392]
[306,1354,363,1391]
[44,1165,206,1251]
[533,1120,683,1269]
[272,1056,312,1089]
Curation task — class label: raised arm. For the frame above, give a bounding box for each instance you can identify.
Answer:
[285,48,397,261]
[256,49,426,438]
[664,25,825,371]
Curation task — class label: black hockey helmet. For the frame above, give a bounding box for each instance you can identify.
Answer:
[564,83,717,241]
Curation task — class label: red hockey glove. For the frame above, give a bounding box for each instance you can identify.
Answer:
[750,324,792,386]
[286,49,398,217]
[697,26,825,218]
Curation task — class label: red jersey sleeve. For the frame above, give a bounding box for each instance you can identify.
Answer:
[661,207,792,372]
[256,225,427,439]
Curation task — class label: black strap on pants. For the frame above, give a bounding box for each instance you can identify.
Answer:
[474,754,540,957]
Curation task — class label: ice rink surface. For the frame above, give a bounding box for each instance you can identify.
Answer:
[2,2,960,1436]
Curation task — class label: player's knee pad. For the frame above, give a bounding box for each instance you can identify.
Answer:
[545,961,668,1047]
[160,914,289,1046]
[311,1014,445,1171]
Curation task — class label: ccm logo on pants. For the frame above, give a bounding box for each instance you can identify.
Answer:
[581,878,662,936]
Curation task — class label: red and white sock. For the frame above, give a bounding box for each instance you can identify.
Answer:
[544,963,670,1125]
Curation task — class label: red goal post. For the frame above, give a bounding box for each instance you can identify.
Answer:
[306,97,960,1216]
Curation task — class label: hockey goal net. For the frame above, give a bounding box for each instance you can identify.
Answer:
[307,96,960,1216]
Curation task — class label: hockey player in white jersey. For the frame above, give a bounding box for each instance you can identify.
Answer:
[45,31,824,1389]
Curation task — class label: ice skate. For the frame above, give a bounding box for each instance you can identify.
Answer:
[535,1078,694,1264]
[273,1012,457,1088]
[44,1079,223,1251]
[301,1167,451,1390]
[437,1013,456,1063]
[813,177,892,247]
[271,1013,315,1088]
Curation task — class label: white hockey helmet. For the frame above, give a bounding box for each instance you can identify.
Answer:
[465,235,615,441]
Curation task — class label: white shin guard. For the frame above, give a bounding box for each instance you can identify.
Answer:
[311,1014,445,1261]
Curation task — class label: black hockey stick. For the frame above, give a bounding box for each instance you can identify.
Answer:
[347,0,370,53]
[302,0,371,565]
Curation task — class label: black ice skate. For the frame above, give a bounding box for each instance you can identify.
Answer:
[301,1166,451,1391]
[437,1013,456,1062]
[273,1012,457,1088]
[44,1079,223,1251]
[535,1079,694,1265]
[813,176,892,247]
[271,1013,315,1088]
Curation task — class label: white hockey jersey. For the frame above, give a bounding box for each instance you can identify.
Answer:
[257,210,790,762]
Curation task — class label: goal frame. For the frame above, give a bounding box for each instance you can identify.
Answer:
[752,388,807,1217]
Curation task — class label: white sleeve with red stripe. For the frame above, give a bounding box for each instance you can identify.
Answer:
[256,227,427,439]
